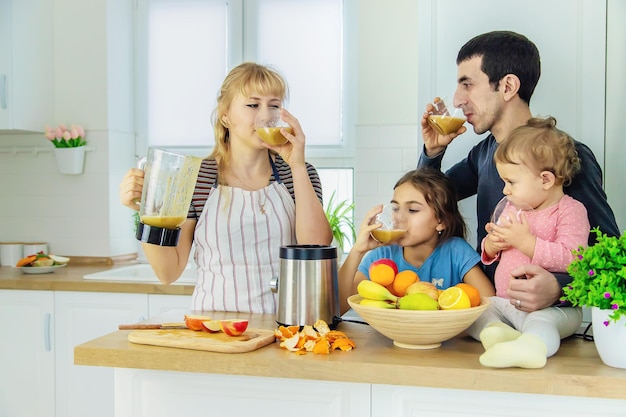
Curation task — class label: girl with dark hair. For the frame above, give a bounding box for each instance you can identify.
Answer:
[338,168,494,314]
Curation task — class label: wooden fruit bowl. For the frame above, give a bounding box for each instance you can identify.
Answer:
[347,294,489,349]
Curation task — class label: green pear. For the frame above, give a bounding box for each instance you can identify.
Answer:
[397,293,439,310]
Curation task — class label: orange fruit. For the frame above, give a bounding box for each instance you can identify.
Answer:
[369,263,396,286]
[456,283,481,307]
[392,270,419,297]
[438,287,471,310]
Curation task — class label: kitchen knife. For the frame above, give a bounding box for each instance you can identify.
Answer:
[118,322,187,330]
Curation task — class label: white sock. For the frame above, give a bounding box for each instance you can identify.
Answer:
[479,322,522,350]
[479,333,547,369]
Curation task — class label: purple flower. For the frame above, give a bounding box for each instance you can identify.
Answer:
[612,304,618,310]
[588,270,594,276]
[603,320,610,327]
[578,255,583,260]
[604,292,612,299]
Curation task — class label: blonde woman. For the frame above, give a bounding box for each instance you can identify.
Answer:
[120,63,332,313]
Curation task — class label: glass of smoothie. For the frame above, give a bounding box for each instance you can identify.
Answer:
[426,96,466,135]
[370,203,408,244]
[489,196,534,232]
[255,107,294,146]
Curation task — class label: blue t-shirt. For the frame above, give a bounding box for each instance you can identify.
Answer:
[357,237,480,289]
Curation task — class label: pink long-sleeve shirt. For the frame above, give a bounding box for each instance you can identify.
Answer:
[482,195,590,298]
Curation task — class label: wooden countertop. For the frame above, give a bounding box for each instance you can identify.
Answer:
[74,313,626,400]
[0,264,194,295]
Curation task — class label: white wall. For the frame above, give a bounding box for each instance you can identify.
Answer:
[0,0,622,258]
[0,0,136,257]
[605,0,626,230]
[353,0,419,220]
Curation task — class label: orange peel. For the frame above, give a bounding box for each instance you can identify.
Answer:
[331,338,356,351]
[275,319,356,355]
[312,338,331,355]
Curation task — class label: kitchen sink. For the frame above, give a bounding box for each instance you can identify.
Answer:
[83,264,197,285]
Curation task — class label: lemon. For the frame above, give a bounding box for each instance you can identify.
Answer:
[438,287,471,310]
[397,293,439,310]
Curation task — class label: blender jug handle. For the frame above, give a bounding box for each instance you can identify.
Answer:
[133,156,147,207]
[137,156,147,170]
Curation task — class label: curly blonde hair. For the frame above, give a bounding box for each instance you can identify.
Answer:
[209,62,288,183]
[495,116,580,186]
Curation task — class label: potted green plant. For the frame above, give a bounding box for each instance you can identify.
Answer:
[562,227,626,368]
[324,191,356,254]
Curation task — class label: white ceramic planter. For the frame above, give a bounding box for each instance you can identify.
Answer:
[591,306,626,369]
[54,146,86,175]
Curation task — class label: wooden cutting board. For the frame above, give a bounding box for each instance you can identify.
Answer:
[128,328,276,353]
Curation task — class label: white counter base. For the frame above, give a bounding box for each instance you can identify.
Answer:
[115,368,626,417]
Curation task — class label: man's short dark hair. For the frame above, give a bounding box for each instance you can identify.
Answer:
[457,31,541,104]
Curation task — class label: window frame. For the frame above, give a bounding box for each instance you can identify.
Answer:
[133,0,356,168]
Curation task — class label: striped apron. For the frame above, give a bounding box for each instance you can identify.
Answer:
[191,159,296,313]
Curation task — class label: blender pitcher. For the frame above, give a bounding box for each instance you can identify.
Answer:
[135,148,203,246]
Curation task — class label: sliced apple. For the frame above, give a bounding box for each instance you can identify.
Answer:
[49,254,70,265]
[219,319,249,336]
[183,314,213,331]
[201,320,222,333]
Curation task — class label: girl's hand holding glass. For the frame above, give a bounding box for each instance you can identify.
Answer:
[370,203,408,244]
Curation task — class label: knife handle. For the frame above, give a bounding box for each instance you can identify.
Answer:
[118,323,162,330]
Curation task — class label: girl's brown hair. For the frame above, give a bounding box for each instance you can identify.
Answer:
[495,116,580,186]
[394,168,466,243]
[208,62,288,183]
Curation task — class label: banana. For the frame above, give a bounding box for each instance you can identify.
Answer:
[357,280,398,303]
[359,299,396,309]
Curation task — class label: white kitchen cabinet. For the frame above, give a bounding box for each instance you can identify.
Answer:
[0,290,55,417]
[371,384,626,417]
[0,0,53,132]
[115,369,371,417]
[54,291,148,417]
[0,289,149,417]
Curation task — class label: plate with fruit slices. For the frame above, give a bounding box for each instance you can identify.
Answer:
[20,264,68,274]
[17,252,70,274]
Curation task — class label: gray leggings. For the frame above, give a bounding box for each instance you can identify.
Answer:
[467,296,582,357]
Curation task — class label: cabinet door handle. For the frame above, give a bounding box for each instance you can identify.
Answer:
[44,313,52,352]
[0,74,6,109]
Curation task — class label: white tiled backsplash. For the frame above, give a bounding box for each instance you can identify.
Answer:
[0,130,136,257]
[0,124,421,258]
[352,124,419,228]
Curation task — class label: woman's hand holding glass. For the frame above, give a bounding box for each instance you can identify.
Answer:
[256,108,306,168]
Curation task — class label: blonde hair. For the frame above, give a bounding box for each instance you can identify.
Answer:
[495,116,580,186]
[209,62,288,184]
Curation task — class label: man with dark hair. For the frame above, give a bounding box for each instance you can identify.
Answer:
[418,30,619,312]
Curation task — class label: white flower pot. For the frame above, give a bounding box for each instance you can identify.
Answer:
[54,146,86,175]
[591,306,626,369]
